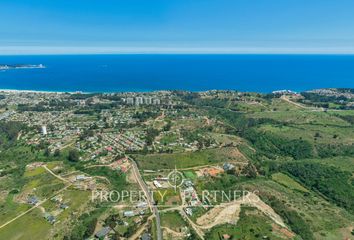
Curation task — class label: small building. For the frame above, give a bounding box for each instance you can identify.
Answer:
[185,207,193,216]
[76,175,86,181]
[136,202,148,208]
[60,203,69,210]
[141,233,151,240]
[123,211,135,217]
[44,213,56,224]
[95,227,111,239]
[27,196,39,205]
[153,180,162,188]
[184,180,193,188]
[223,163,235,172]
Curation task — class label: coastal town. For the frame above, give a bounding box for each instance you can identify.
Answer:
[0,88,354,240]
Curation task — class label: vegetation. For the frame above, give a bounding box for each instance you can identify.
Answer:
[271,172,309,193]
[135,147,238,169]
[280,162,354,214]
[205,206,285,240]
[262,194,314,240]
[66,208,105,240]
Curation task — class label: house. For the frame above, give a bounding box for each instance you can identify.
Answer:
[223,163,235,171]
[76,175,86,181]
[95,227,111,239]
[141,233,151,240]
[27,196,39,205]
[123,211,135,217]
[51,195,63,203]
[136,202,148,208]
[44,213,56,224]
[184,180,193,188]
[153,180,162,188]
[60,203,69,210]
[185,207,193,216]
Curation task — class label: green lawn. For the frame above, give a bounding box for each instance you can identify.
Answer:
[183,171,197,180]
[135,147,241,170]
[271,172,309,193]
[0,194,30,226]
[153,189,181,207]
[0,208,52,240]
[302,156,354,172]
[160,211,187,232]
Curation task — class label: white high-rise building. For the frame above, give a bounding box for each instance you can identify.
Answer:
[144,97,152,105]
[135,97,143,105]
[153,98,161,105]
[41,125,47,135]
[126,97,134,105]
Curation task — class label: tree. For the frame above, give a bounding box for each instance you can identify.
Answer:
[68,149,80,162]
[54,149,61,157]
[163,120,172,131]
[242,162,258,178]
[44,147,51,157]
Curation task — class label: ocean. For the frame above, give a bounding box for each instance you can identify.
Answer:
[0,54,353,93]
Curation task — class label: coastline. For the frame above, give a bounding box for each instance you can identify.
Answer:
[0,88,75,94]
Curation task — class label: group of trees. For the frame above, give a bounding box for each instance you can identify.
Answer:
[280,162,354,214]
[262,194,314,240]
[316,143,354,158]
[243,128,313,160]
[133,110,160,122]
[145,127,159,146]
[68,149,80,162]
[64,209,102,240]
[0,121,24,147]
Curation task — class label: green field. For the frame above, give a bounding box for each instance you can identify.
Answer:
[153,189,181,207]
[183,170,197,180]
[271,172,309,193]
[0,194,30,226]
[160,211,187,232]
[0,208,52,240]
[135,147,243,170]
[303,156,354,171]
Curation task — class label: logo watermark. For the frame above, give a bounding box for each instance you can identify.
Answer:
[91,169,260,207]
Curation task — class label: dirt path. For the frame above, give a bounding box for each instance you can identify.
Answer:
[179,209,205,240]
[204,116,211,126]
[155,111,165,121]
[195,192,286,229]
[43,165,71,183]
[128,215,153,240]
[0,199,47,230]
[0,184,71,230]
[280,95,307,109]
[162,227,185,238]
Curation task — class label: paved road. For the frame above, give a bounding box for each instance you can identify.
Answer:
[128,156,162,240]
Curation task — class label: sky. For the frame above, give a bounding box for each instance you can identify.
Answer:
[1,0,354,54]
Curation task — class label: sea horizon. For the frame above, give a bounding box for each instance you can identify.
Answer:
[1,54,353,93]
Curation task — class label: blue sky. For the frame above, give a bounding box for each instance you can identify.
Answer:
[1,0,354,54]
